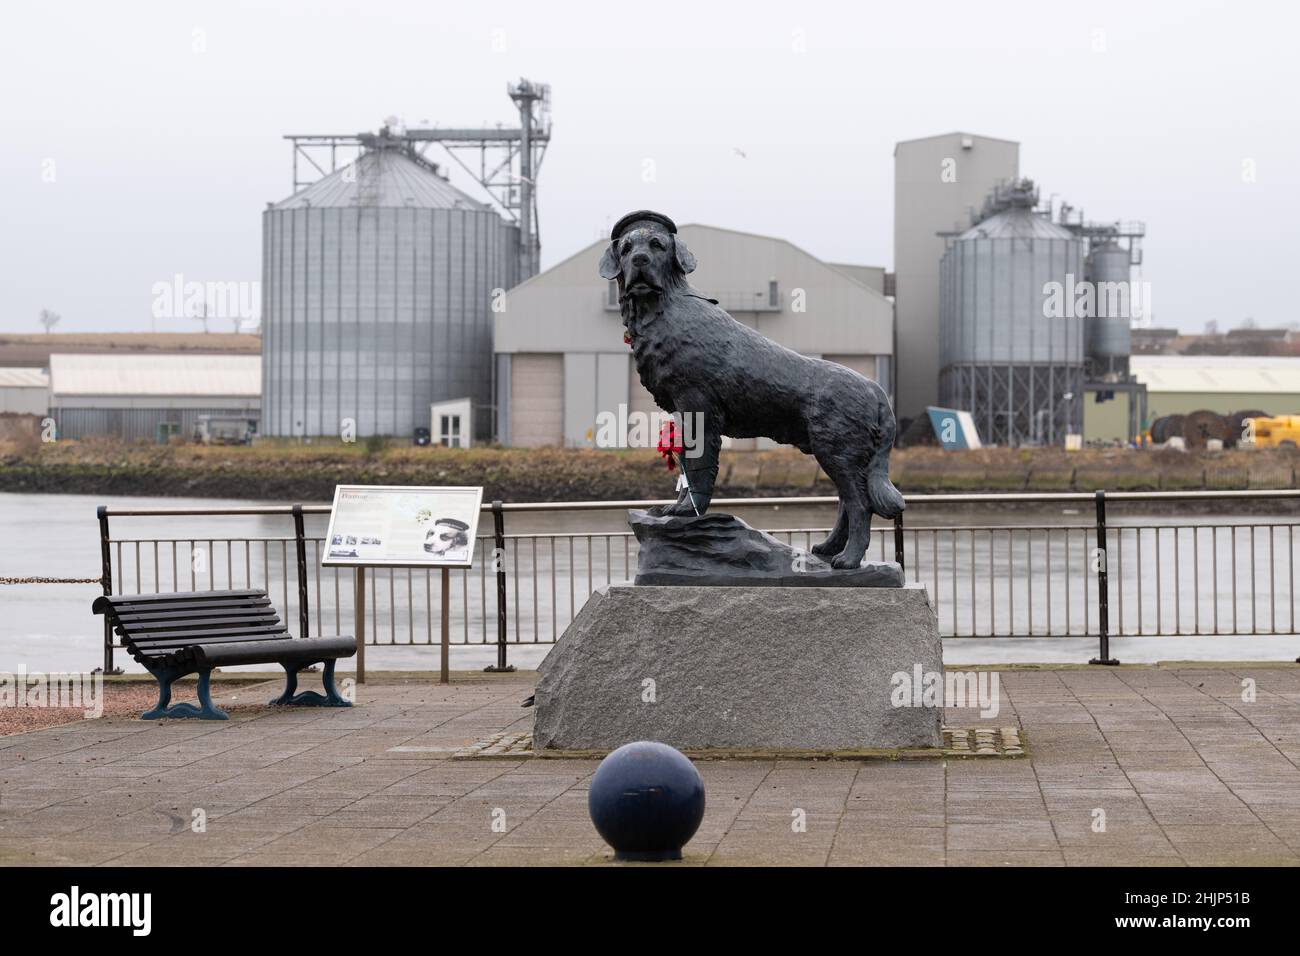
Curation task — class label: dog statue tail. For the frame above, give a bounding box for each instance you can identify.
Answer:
[866,403,906,520]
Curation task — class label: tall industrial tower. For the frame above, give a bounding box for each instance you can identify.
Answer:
[893,132,1019,419]
[284,78,551,280]
[508,79,548,278]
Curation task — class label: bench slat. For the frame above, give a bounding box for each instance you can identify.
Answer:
[110,597,271,616]
[119,613,282,633]
[123,625,290,647]
[126,629,289,650]
[96,589,266,608]
[127,629,295,650]
[113,605,275,624]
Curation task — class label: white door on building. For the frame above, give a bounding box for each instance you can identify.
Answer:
[431,398,473,448]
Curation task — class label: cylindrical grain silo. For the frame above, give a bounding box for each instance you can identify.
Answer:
[262,145,520,440]
[1085,239,1132,377]
[939,184,1086,446]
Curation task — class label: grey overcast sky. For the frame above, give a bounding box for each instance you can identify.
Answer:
[1,0,1295,335]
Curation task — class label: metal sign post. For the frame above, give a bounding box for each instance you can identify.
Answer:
[354,567,366,683]
[440,567,451,685]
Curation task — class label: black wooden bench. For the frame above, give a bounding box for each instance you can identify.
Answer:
[92,589,356,720]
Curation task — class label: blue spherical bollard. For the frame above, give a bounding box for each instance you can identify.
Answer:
[588,741,706,862]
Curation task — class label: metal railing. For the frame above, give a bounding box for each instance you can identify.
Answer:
[96,490,1300,675]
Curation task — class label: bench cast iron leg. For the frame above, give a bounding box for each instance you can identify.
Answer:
[270,659,352,708]
[141,668,228,720]
[140,667,176,719]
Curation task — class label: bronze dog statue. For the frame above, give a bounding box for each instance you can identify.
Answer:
[600,210,905,569]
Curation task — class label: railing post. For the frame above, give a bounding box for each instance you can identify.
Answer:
[440,566,451,685]
[97,505,119,675]
[484,499,515,672]
[1090,489,1119,665]
[893,513,905,571]
[291,504,310,640]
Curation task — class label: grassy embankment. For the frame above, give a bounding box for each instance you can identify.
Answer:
[2,437,1297,502]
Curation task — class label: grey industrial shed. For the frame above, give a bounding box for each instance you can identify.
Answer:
[494,223,896,450]
[48,353,260,441]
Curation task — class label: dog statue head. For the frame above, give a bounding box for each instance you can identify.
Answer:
[599,210,696,297]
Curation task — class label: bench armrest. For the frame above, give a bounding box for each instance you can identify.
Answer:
[190,635,357,669]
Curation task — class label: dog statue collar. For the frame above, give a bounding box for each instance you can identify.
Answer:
[622,291,717,346]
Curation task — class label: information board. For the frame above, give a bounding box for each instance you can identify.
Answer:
[321,485,484,569]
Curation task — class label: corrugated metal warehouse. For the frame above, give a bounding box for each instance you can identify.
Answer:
[0,367,49,415]
[1085,356,1300,442]
[493,223,895,449]
[261,146,520,441]
[48,353,260,441]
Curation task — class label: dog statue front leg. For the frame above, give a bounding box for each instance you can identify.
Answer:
[666,407,721,516]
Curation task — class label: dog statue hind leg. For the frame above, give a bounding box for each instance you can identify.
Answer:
[811,499,849,558]
[813,454,873,569]
[829,444,906,568]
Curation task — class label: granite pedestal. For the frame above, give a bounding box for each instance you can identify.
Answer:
[532,584,943,752]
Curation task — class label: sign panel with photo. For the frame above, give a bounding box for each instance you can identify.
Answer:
[321,485,484,568]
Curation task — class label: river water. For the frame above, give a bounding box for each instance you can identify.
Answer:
[3,491,1299,673]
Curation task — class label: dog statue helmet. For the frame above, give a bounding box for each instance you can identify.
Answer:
[600,210,905,569]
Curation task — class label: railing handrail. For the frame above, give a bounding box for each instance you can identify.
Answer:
[93,486,1300,676]
[93,487,1300,519]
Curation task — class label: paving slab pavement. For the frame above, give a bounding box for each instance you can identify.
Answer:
[2,666,1299,866]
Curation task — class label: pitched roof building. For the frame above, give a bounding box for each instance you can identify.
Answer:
[493,223,895,449]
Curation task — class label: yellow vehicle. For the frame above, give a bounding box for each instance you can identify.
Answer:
[1241,415,1300,449]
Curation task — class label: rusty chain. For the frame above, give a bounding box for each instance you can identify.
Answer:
[0,576,104,585]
